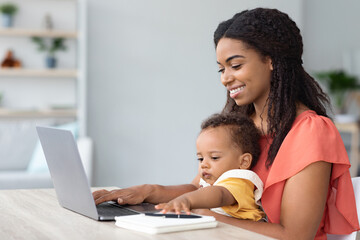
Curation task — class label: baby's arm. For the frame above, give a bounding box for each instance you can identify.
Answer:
[155,185,236,214]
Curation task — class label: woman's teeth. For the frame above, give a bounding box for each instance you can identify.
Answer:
[230,86,245,94]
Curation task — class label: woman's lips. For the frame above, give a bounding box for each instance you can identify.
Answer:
[229,85,245,98]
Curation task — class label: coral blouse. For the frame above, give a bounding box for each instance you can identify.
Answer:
[252,110,359,239]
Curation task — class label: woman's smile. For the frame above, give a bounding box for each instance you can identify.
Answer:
[229,85,246,99]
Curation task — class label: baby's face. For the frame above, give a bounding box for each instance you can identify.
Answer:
[196,127,244,185]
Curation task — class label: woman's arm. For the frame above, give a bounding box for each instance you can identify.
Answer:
[156,185,235,214]
[194,161,331,240]
[93,183,198,205]
[93,173,202,205]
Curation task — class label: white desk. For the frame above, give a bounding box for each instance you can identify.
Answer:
[0,188,275,240]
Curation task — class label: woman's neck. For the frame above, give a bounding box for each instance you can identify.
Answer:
[251,102,310,135]
[252,102,269,134]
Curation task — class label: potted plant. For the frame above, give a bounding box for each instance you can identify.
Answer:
[0,3,18,28]
[31,37,67,68]
[316,70,360,115]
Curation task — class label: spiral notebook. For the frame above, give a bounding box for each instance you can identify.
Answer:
[115,213,218,234]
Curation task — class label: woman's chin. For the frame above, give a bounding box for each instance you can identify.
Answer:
[233,98,250,106]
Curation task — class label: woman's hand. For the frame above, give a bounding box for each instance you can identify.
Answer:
[93,183,199,205]
[92,185,147,205]
[156,195,192,214]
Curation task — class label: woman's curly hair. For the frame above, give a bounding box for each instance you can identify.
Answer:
[201,112,261,168]
[213,8,330,167]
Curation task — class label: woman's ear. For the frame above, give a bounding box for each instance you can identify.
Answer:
[267,56,273,71]
[239,153,252,169]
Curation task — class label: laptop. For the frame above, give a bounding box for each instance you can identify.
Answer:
[36,126,158,221]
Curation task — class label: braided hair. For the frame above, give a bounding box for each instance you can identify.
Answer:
[214,8,330,167]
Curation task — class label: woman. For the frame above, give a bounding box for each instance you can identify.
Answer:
[93,8,359,239]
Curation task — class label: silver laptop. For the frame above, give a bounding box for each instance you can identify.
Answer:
[36,126,157,221]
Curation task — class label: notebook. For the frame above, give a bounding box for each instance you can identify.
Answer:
[115,214,218,234]
[36,126,158,221]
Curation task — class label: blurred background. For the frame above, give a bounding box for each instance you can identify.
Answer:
[0,0,359,189]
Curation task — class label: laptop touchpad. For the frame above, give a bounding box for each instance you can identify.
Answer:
[121,203,158,213]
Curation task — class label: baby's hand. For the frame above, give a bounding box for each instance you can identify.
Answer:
[155,196,192,215]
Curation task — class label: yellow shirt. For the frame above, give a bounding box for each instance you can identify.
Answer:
[216,177,265,221]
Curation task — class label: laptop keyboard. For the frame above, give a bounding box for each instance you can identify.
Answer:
[97,202,139,217]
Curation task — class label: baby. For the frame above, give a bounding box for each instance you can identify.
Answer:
[156,112,265,221]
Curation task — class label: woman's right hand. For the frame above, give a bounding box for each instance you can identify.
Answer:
[93,183,199,206]
[92,185,148,205]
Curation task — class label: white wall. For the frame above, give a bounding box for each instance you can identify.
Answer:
[303,0,360,74]
[87,0,303,187]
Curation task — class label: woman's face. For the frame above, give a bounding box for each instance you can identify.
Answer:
[216,38,273,108]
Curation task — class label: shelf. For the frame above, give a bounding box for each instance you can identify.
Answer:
[335,121,360,132]
[0,108,77,118]
[0,0,87,135]
[0,69,78,78]
[0,28,78,38]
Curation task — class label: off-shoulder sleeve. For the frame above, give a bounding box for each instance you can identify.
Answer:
[261,111,359,234]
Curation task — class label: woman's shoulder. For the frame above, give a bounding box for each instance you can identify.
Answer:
[292,110,336,135]
[266,109,348,187]
[295,109,331,123]
[281,110,343,160]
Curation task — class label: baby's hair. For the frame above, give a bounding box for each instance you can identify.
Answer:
[201,113,261,168]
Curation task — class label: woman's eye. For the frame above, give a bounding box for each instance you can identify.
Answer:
[197,158,203,162]
[218,64,241,73]
[211,157,220,160]
[231,64,242,69]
